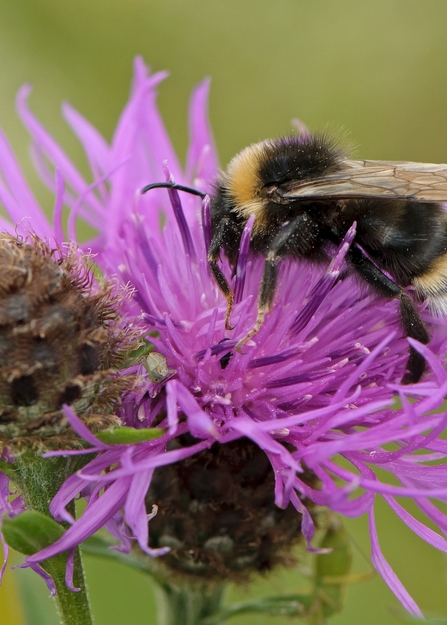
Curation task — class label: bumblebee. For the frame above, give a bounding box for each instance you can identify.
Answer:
[143,134,447,383]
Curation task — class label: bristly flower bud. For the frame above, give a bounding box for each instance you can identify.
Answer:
[0,233,140,451]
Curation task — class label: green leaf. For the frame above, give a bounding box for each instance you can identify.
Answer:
[96,426,165,444]
[2,510,65,556]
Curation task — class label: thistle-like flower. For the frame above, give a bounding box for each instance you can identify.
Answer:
[1,58,447,616]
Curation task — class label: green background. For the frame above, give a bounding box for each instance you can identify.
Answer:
[1,0,447,623]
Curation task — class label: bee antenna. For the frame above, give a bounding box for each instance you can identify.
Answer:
[141,181,206,199]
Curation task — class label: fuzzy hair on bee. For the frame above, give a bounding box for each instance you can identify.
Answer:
[142,133,447,384]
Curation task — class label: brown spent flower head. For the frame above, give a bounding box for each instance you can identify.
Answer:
[0,233,141,450]
[147,436,319,581]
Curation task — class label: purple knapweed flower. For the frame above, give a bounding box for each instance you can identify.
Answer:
[1,57,447,615]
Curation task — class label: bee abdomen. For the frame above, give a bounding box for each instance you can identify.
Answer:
[413,254,447,315]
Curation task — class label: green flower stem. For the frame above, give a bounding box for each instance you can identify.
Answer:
[5,453,94,625]
[155,580,226,625]
[42,547,92,625]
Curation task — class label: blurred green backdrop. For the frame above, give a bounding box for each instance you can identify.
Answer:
[1,0,447,623]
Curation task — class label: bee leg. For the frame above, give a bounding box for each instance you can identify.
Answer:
[235,215,318,351]
[398,293,430,383]
[235,255,280,351]
[209,260,234,330]
[348,245,429,383]
[207,218,236,330]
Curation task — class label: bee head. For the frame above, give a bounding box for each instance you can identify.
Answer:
[221,134,344,227]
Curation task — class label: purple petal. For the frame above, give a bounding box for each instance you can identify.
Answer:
[368,505,423,617]
[53,169,65,242]
[383,495,447,551]
[168,380,217,438]
[61,405,109,450]
[0,126,51,236]
[28,477,132,563]
[124,470,169,557]
[0,531,8,583]
[17,86,104,217]
[65,549,80,592]
[186,78,219,190]
[62,102,110,178]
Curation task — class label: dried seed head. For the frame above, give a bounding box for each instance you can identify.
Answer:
[147,436,319,582]
[0,233,141,451]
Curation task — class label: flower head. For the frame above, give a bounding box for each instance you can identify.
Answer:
[0,232,141,592]
[2,58,447,615]
[0,233,140,451]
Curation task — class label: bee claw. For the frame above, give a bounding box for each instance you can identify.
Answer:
[235,339,247,353]
[224,304,235,331]
[234,311,266,353]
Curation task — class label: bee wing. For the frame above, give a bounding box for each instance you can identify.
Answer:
[281,159,447,203]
